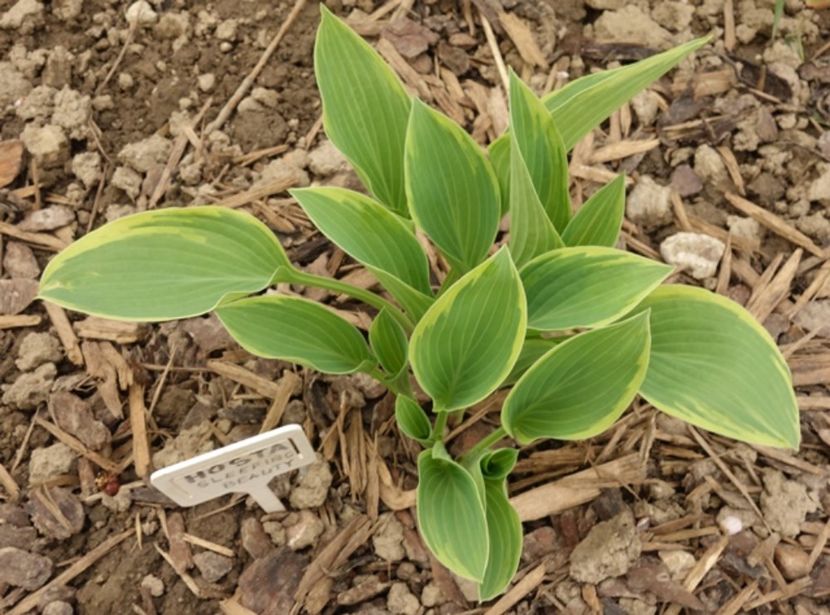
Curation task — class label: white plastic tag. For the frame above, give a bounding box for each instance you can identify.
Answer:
[150,424,314,512]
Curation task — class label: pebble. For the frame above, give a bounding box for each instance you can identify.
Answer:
[197,73,215,92]
[285,510,323,550]
[774,544,811,580]
[238,550,307,614]
[240,517,273,559]
[670,164,702,197]
[808,163,830,202]
[626,176,672,228]
[18,204,75,231]
[308,140,350,177]
[0,547,52,590]
[660,232,725,279]
[794,300,830,334]
[71,151,103,189]
[28,486,85,539]
[694,144,729,186]
[117,72,134,90]
[125,0,157,27]
[658,550,695,581]
[15,332,62,371]
[2,362,56,409]
[141,574,164,597]
[42,601,73,615]
[193,551,234,583]
[420,582,446,608]
[152,422,214,469]
[726,215,764,249]
[50,391,111,450]
[215,19,238,41]
[0,279,38,315]
[289,455,332,509]
[28,442,75,484]
[372,512,406,562]
[387,582,420,615]
[53,0,83,21]
[569,509,641,584]
[20,124,68,167]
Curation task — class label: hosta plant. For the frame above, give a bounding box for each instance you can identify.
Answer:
[39,7,799,600]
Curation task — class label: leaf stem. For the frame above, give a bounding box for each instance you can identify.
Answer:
[282,268,415,332]
[431,411,449,443]
[462,426,508,461]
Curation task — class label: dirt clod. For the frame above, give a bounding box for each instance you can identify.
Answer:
[193,551,234,583]
[660,232,725,279]
[569,509,641,584]
[760,470,818,538]
[0,546,53,590]
[289,454,332,509]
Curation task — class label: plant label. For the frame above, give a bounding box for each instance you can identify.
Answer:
[150,424,315,512]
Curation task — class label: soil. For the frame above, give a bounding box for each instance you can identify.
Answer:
[1,0,830,613]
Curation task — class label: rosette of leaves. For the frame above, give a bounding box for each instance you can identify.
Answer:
[38,7,798,600]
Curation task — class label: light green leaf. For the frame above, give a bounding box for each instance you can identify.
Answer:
[509,71,571,231]
[369,308,408,377]
[409,248,526,412]
[503,312,650,444]
[315,6,411,215]
[478,478,522,601]
[508,134,564,267]
[417,444,489,581]
[489,37,709,207]
[505,337,562,385]
[637,285,800,449]
[291,187,431,297]
[562,175,625,247]
[544,37,710,151]
[395,396,432,444]
[522,246,672,331]
[39,207,289,321]
[216,295,373,375]
[371,268,434,321]
[405,99,501,272]
[480,448,518,482]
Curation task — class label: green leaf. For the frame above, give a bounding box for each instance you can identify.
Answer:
[417,444,489,581]
[480,448,518,482]
[371,269,434,321]
[478,478,522,601]
[216,295,373,375]
[502,312,651,444]
[505,337,562,385]
[405,99,501,272]
[395,396,432,444]
[543,36,710,151]
[508,134,564,267]
[315,6,411,215]
[489,37,709,207]
[291,187,431,299]
[522,246,672,331]
[39,207,289,321]
[562,175,625,247]
[508,71,571,231]
[409,248,526,412]
[369,308,409,378]
[636,285,800,449]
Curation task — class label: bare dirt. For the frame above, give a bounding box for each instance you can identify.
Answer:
[1,0,830,613]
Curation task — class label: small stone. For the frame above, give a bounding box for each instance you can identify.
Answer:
[193,551,234,583]
[760,469,818,538]
[52,87,91,139]
[308,140,349,177]
[118,134,172,174]
[21,124,68,168]
[387,582,420,615]
[262,520,286,546]
[747,172,786,207]
[651,1,694,32]
[3,242,39,279]
[28,442,74,484]
[795,300,830,334]
[215,19,238,41]
[152,423,214,469]
[125,0,157,26]
[117,72,134,90]
[111,166,142,199]
[238,96,263,113]
[421,582,445,608]
[373,512,405,562]
[155,12,190,39]
[27,486,85,539]
[238,549,307,614]
[289,455,332,509]
[774,544,810,580]
[285,510,324,550]
[18,205,75,232]
[50,391,111,450]
[726,215,764,249]
[92,95,113,111]
[627,176,672,228]
[0,279,38,315]
[658,550,695,581]
[53,0,83,21]
[670,164,702,197]
[797,213,830,242]
[0,547,52,590]
[71,151,102,189]
[631,90,660,127]
[16,84,56,120]
[569,510,641,584]
[240,517,273,559]
[593,6,672,49]
[694,144,729,186]
[42,601,73,615]
[197,73,215,92]
[522,526,558,562]
[2,362,56,410]
[660,232,725,279]
[808,164,830,202]
[141,574,164,597]
[15,332,61,371]
[717,506,756,535]
[251,87,279,109]
[0,0,44,32]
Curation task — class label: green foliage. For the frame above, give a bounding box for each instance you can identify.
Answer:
[38,9,795,601]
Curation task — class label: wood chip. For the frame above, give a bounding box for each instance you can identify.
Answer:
[216,174,303,209]
[43,301,83,365]
[128,383,151,479]
[0,461,20,502]
[182,532,236,558]
[0,220,67,251]
[499,11,546,68]
[259,370,301,433]
[75,316,148,344]
[375,38,432,99]
[590,138,660,164]
[716,580,757,615]
[725,192,826,257]
[746,249,801,322]
[484,562,546,615]
[34,416,119,473]
[511,454,646,522]
[208,360,286,399]
[0,314,41,330]
[0,140,24,188]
